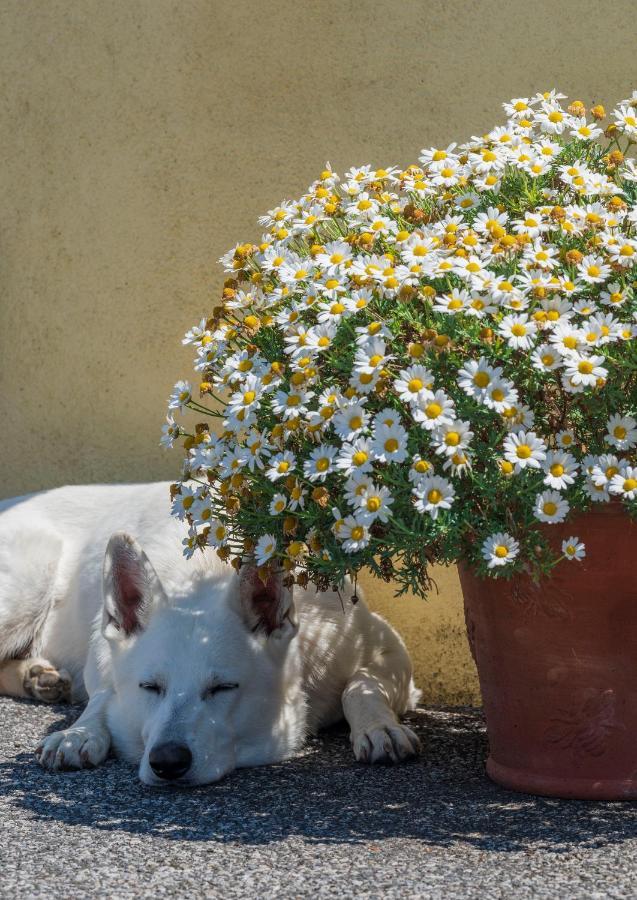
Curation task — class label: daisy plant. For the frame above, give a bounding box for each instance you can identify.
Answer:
[164,90,637,597]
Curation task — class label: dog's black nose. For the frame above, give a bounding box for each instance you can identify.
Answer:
[148,742,192,781]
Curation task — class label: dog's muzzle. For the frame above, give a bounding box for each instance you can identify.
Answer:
[148,741,192,781]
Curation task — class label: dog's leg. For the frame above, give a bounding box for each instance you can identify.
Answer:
[341,637,421,764]
[0,658,72,704]
[36,686,112,771]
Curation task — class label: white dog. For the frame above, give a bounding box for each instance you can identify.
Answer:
[0,483,421,785]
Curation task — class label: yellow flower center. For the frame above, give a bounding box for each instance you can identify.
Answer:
[277,461,290,473]
[511,324,527,337]
[366,497,381,513]
[243,390,256,405]
[473,372,490,388]
[384,438,399,453]
[543,501,558,516]
[408,378,424,393]
[550,463,564,477]
[494,545,509,558]
[587,265,601,277]
[578,360,594,374]
[614,426,627,439]
[351,526,365,541]
[624,479,637,492]
[428,489,442,504]
[352,451,369,467]
[516,445,532,459]
[445,431,460,446]
[426,402,442,419]
[369,354,383,367]
[316,458,330,472]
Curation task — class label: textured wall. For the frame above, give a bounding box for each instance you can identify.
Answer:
[2,0,635,703]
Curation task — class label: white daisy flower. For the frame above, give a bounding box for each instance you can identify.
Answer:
[503,430,546,472]
[255,534,277,566]
[609,466,637,500]
[332,402,370,441]
[543,450,578,490]
[408,455,434,484]
[562,353,607,387]
[457,357,502,400]
[431,419,474,457]
[371,422,409,464]
[590,454,623,486]
[394,365,435,404]
[206,520,229,549]
[562,537,586,561]
[336,438,375,475]
[481,532,520,569]
[269,493,287,515]
[531,343,562,372]
[303,444,338,482]
[578,254,611,285]
[355,485,394,523]
[340,516,371,553]
[534,490,569,524]
[412,475,456,519]
[605,414,637,450]
[413,389,456,430]
[266,451,297,481]
[498,314,538,350]
[160,414,180,449]
[271,388,314,421]
[168,380,192,412]
[556,429,576,450]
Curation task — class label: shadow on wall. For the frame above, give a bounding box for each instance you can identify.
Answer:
[2,703,636,849]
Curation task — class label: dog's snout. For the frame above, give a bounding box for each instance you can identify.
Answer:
[148,742,192,781]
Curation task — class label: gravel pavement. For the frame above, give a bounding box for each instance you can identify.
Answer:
[1,698,636,899]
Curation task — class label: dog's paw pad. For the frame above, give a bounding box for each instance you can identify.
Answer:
[24,661,72,704]
[36,726,109,772]
[352,723,421,764]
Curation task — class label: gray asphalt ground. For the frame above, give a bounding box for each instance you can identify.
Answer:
[1,699,636,899]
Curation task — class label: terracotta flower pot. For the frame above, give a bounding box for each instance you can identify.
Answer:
[459,503,637,799]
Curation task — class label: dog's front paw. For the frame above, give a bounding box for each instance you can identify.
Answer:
[23,660,72,704]
[36,726,110,772]
[351,722,421,764]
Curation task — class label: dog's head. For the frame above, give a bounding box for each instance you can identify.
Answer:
[100,532,302,786]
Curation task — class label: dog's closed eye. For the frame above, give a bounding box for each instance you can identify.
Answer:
[139,681,164,695]
[204,683,239,699]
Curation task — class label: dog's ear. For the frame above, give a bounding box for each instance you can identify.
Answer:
[101,532,167,641]
[237,561,297,641]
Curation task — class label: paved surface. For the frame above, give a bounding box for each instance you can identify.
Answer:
[0,700,636,899]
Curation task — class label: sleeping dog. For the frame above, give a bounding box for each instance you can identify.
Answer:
[0,482,420,785]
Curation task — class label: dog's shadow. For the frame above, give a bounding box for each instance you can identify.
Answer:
[1,704,636,850]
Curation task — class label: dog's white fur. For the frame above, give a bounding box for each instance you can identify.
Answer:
[0,483,420,785]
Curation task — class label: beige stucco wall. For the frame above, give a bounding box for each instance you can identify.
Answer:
[1,0,635,703]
